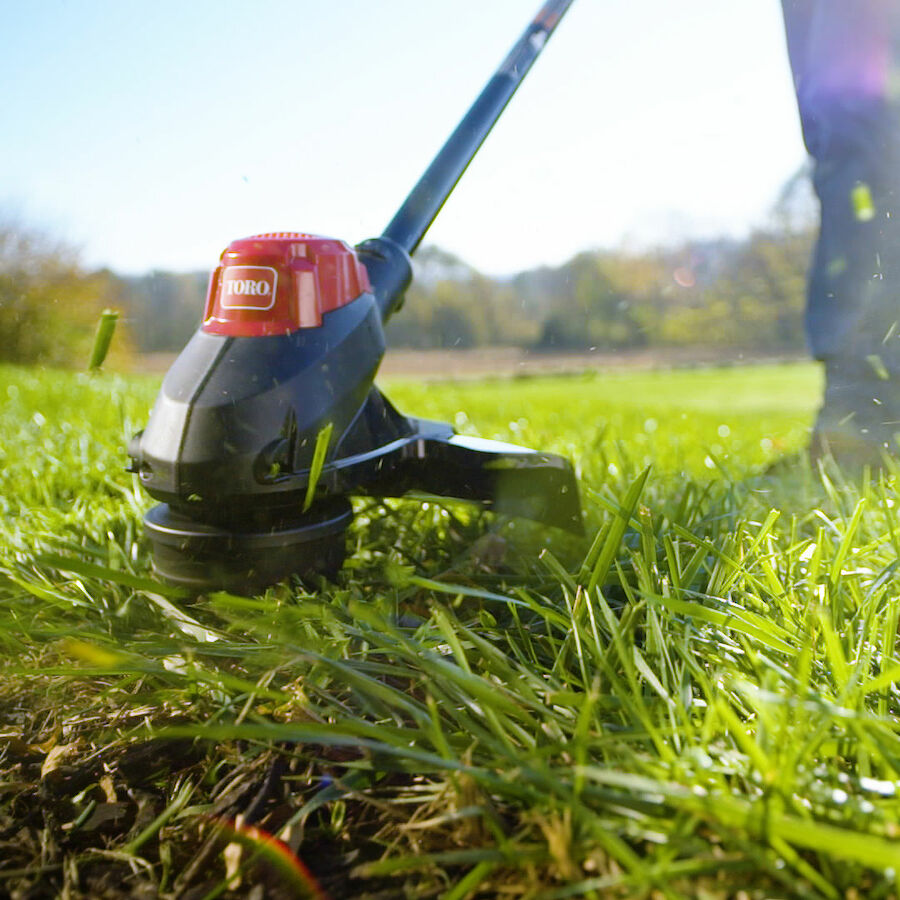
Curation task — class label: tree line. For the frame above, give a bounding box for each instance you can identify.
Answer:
[0,222,134,367]
[0,212,814,366]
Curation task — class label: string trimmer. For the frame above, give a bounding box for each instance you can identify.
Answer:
[128,0,582,592]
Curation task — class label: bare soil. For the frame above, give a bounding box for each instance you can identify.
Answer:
[132,346,807,380]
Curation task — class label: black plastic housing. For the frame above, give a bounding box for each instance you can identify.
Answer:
[131,292,388,519]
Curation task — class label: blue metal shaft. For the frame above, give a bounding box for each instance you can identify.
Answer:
[382,0,575,255]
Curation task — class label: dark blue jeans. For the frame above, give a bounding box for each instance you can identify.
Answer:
[782,0,900,372]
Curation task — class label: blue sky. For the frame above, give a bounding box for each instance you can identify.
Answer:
[1,0,806,275]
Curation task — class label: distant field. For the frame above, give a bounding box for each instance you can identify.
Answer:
[132,345,809,379]
[386,360,820,477]
[12,360,900,899]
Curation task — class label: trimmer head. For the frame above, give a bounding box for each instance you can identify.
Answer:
[129,1,581,592]
[143,499,352,594]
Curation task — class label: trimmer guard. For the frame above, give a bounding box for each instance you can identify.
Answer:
[347,421,583,534]
[142,397,581,593]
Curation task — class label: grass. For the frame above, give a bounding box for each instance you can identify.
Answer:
[5,359,900,898]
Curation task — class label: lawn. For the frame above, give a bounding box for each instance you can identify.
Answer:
[6,360,900,899]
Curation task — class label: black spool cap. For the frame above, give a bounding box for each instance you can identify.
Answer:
[144,500,353,594]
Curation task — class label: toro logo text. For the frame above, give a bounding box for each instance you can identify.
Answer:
[220,266,278,310]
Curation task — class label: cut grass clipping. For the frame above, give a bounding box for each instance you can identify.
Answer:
[303,421,334,513]
[87,308,119,371]
[12,360,900,899]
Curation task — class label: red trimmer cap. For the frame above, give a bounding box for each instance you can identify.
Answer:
[202,233,372,337]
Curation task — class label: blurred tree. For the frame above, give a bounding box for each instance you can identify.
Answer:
[0,219,133,367]
[112,270,207,352]
[660,228,811,351]
[535,252,646,349]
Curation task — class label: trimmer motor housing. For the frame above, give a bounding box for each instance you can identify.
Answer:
[129,1,582,592]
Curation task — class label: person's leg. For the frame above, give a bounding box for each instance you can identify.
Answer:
[781,0,900,462]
